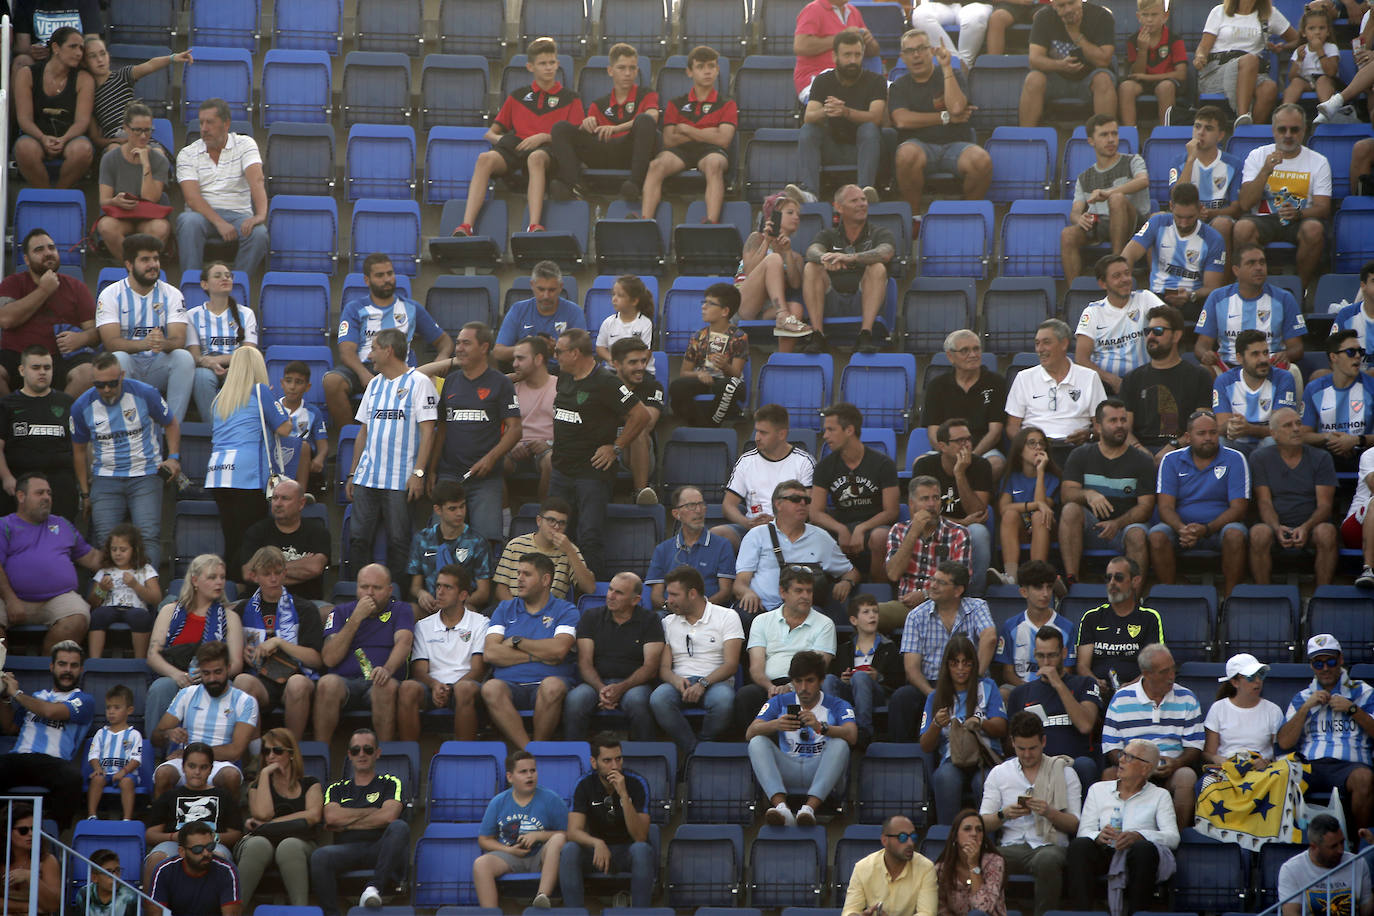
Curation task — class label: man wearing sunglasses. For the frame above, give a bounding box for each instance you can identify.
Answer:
[1328,262,1374,379]
[149,820,242,916]
[1277,635,1374,835]
[841,814,938,916]
[734,478,858,617]
[1249,407,1339,587]
[1301,330,1374,471]
[1075,556,1162,694]
[1118,306,1216,459]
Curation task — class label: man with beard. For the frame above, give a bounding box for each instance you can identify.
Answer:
[505,335,556,499]
[94,233,195,421]
[558,733,655,907]
[1250,408,1339,586]
[1075,556,1163,694]
[0,639,94,827]
[841,814,938,916]
[1118,306,1214,459]
[1195,244,1306,380]
[610,337,665,505]
[1277,815,1373,916]
[0,228,98,397]
[1149,408,1250,595]
[794,29,886,204]
[1213,329,1298,456]
[0,472,101,651]
[149,819,243,916]
[1121,182,1226,324]
[150,640,259,796]
[0,346,79,519]
[143,746,245,886]
[322,252,452,434]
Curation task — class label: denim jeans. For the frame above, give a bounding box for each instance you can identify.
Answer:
[192,366,223,424]
[558,840,655,907]
[747,734,850,801]
[114,349,195,422]
[455,472,504,544]
[797,120,881,194]
[650,678,734,755]
[822,671,886,739]
[931,756,987,824]
[90,474,164,568]
[350,484,416,585]
[564,680,655,740]
[967,522,991,595]
[176,207,269,274]
[309,820,410,916]
[548,468,612,578]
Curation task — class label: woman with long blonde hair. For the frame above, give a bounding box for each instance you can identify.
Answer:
[235,727,324,906]
[144,554,242,729]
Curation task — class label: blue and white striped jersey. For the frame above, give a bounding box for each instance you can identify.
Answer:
[1101,681,1205,758]
[185,304,259,357]
[70,379,173,477]
[337,296,444,365]
[13,688,94,758]
[353,368,439,491]
[285,401,328,444]
[994,610,1078,680]
[1301,373,1374,436]
[206,384,291,490]
[1076,290,1161,379]
[1169,151,1243,210]
[165,683,259,747]
[94,279,187,355]
[1330,301,1374,372]
[89,724,143,776]
[1130,212,1227,295]
[1195,282,1307,363]
[1212,367,1297,430]
[1286,672,1374,765]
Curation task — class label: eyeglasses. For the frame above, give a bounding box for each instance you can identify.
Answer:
[93,379,121,390]
[676,501,706,511]
[1336,347,1367,358]
[1312,656,1341,670]
[264,746,288,756]
[778,494,811,504]
[1106,572,1130,582]
[127,126,152,135]
[950,345,980,356]
[348,744,377,755]
[1118,750,1147,765]
[1146,326,1172,337]
[901,45,931,54]
[184,843,215,854]
[885,831,918,843]
[12,825,32,835]
[539,515,568,528]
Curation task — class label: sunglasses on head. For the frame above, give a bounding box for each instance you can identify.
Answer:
[1312,656,1341,669]
[349,744,377,755]
[885,831,917,843]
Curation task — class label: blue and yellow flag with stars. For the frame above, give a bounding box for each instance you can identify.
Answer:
[1194,752,1309,850]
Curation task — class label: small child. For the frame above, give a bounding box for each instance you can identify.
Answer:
[824,595,901,744]
[595,275,656,375]
[1118,0,1187,125]
[1284,8,1341,103]
[278,359,330,498]
[87,523,160,659]
[87,686,143,821]
[74,849,138,916]
[666,282,749,426]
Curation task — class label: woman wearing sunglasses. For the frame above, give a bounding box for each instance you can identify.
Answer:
[920,634,1008,824]
[1204,654,1285,766]
[6,804,60,915]
[235,728,323,907]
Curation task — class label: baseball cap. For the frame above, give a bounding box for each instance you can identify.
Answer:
[1307,634,1342,658]
[1219,653,1270,682]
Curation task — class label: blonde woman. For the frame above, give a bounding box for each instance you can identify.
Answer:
[144,554,243,729]
[235,727,323,906]
[1193,0,1299,124]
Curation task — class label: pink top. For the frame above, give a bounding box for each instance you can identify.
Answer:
[793,0,869,92]
[938,853,1006,916]
[515,377,555,442]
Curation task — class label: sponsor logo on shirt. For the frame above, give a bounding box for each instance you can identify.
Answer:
[555,408,582,423]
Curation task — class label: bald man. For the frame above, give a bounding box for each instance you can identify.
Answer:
[564,571,665,740]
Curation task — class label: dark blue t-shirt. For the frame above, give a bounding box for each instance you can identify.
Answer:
[150,856,240,916]
[437,366,521,479]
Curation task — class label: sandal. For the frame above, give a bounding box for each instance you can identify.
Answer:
[774,313,813,337]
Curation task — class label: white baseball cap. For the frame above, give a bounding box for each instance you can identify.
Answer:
[1307,634,1342,658]
[1219,653,1270,682]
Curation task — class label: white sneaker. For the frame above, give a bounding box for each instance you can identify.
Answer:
[1358,566,1374,589]
[360,886,383,909]
[636,486,659,505]
[796,804,817,826]
[784,183,818,204]
[612,892,633,909]
[1234,112,1253,126]
[764,802,796,826]
[532,894,553,909]
[1317,92,1346,121]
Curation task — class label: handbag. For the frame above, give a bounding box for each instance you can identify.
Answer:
[100,199,172,221]
[946,684,1004,771]
[767,524,833,605]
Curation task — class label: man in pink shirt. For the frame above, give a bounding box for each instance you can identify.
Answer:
[506,335,556,500]
[793,0,883,101]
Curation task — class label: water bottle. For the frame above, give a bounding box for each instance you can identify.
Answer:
[1109,807,1124,847]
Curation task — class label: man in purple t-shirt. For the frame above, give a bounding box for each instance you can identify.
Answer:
[0,472,101,652]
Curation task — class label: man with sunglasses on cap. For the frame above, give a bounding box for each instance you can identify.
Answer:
[1278,635,1374,834]
[841,814,938,916]
[1302,330,1374,472]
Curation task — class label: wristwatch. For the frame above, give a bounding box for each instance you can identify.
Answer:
[512,636,523,649]
[412,468,425,479]
[940,110,951,125]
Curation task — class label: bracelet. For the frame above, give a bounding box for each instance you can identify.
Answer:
[167,452,180,460]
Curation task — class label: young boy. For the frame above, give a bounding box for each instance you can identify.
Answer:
[1168,105,1243,256]
[638,46,737,225]
[278,360,329,497]
[666,282,749,427]
[1117,0,1186,126]
[994,559,1079,699]
[87,685,143,821]
[74,849,138,916]
[452,37,584,237]
[824,594,901,745]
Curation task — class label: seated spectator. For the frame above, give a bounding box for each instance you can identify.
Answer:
[176,98,268,273]
[310,728,408,916]
[712,404,816,549]
[1213,328,1298,455]
[482,553,579,748]
[996,428,1060,577]
[1204,653,1285,766]
[548,44,659,203]
[96,101,172,260]
[187,262,258,425]
[668,281,750,428]
[980,712,1082,916]
[95,235,195,422]
[494,263,585,367]
[1303,330,1374,468]
[314,564,415,742]
[1251,408,1338,585]
[733,479,859,617]
[911,2,994,69]
[1006,623,1104,789]
[1355,136,1374,197]
[82,39,192,152]
[493,497,595,601]
[75,848,137,916]
[398,565,488,742]
[506,335,557,498]
[0,640,93,827]
[994,560,1076,693]
[150,641,257,796]
[558,734,655,907]
[919,634,1009,824]
[1195,245,1306,380]
[1005,319,1108,467]
[652,565,744,755]
[841,815,938,916]
[1066,738,1180,916]
[1122,185,1226,326]
[1192,0,1297,127]
[811,402,900,582]
[1348,446,1374,589]
[231,546,323,742]
[826,593,902,745]
[12,28,94,190]
[276,361,329,499]
[1117,0,1185,125]
[1329,262,1374,374]
[1316,38,1374,123]
[1277,815,1373,916]
[1061,116,1150,282]
[737,192,812,340]
[142,742,243,885]
[1075,255,1159,394]
[647,487,736,607]
[595,276,657,374]
[1167,107,1243,259]
[565,572,664,740]
[234,727,323,908]
[472,756,568,909]
[1074,555,1163,691]
[793,0,881,103]
[0,229,97,398]
[934,809,1007,916]
[1277,635,1374,833]
[408,481,494,613]
[1282,8,1340,106]
[1118,306,1216,457]
[148,820,242,916]
[1235,105,1332,292]
[240,480,331,602]
[914,418,994,594]
[1101,644,1203,827]
[609,338,665,504]
[801,184,895,355]
[878,478,972,633]
[923,330,1008,479]
[1150,409,1250,594]
[747,649,857,826]
[12,2,102,71]
[638,46,737,226]
[86,684,143,820]
[451,37,582,238]
[1020,0,1117,127]
[795,29,886,203]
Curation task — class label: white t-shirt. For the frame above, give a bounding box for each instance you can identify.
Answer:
[411,607,489,683]
[1241,144,1333,216]
[1203,696,1286,759]
[662,602,746,679]
[725,446,816,519]
[1345,447,1374,523]
[94,564,158,610]
[1292,42,1340,81]
[596,313,656,376]
[1204,5,1291,54]
[1076,290,1162,380]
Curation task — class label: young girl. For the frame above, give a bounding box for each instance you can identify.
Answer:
[87,523,161,658]
[595,274,656,375]
[1283,8,1341,103]
[187,260,260,422]
[996,426,1061,582]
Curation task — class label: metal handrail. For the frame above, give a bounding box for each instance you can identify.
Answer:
[1259,844,1374,916]
[1,15,11,271]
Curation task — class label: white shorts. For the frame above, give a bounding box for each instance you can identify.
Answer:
[154,755,242,785]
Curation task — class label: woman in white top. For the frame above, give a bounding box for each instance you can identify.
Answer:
[911,0,993,69]
[1203,652,1286,763]
[188,260,260,423]
[1193,0,1299,125]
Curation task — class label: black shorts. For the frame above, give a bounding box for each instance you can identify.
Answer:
[0,348,92,390]
[994,2,1039,24]
[1119,76,1183,93]
[1240,213,1313,246]
[663,141,728,170]
[493,133,557,184]
[325,362,375,396]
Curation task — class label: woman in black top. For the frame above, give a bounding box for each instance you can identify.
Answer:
[12,26,94,189]
[235,727,323,906]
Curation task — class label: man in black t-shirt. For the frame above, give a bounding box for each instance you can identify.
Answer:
[796,29,887,202]
[810,403,899,581]
[1020,0,1117,127]
[802,184,895,355]
[239,480,330,600]
[565,573,664,740]
[1118,305,1213,456]
[1006,626,1105,786]
[1074,556,1163,693]
[921,329,1008,478]
[550,328,652,578]
[889,29,993,220]
[558,733,655,908]
[611,337,665,506]
[0,345,76,519]
[911,418,994,594]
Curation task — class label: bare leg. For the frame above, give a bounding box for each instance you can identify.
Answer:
[480,678,531,748]
[1060,503,1086,579]
[999,507,1023,572]
[45,614,87,654]
[323,373,357,436]
[639,151,684,222]
[1029,510,1053,563]
[397,679,426,742]
[985,8,1014,54]
[1124,524,1149,582]
[88,772,106,818]
[55,138,93,190]
[894,140,928,214]
[1253,77,1279,124]
[537,833,566,896]
[1107,193,1137,256]
[531,676,569,741]
[96,217,129,264]
[1061,224,1089,281]
[1249,524,1274,584]
[525,149,551,227]
[312,674,347,742]
[369,677,399,741]
[1148,531,1176,583]
[1155,79,1178,117]
[1091,71,1117,118]
[867,527,890,582]
[1236,55,1260,119]
[1354,139,1374,196]
[282,674,316,741]
[801,261,830,331]
[462,150,506,227]
[1221,526,1248,597]
[472,852,514,908]
[88,628,107,659]
[958,144,993,202]
[859,263,886,332]
[14,137,51,187]
[701,153,728,224]
[1347,766,1373,831]
[1313,522,1339,587]
[1119,79,1142,126]
[1296,218,1326,292]
[709,524,742,549]
[454,679,482,741]
[1019,71,1047,127]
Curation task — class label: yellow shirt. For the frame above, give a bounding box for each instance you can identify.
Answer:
[843,849,939,916]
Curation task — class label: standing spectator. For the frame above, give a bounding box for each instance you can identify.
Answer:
[1302,330,1374,468]
[1006,624,1104,789]
[911,2,995,68]
[314,564,415,743]
[609,337,665,505]
[95,234,195,422]
[558,734,655,907]
[1075,255,1161,393]
[11,1,102,69]
[0,640,93,827]
[149,641,258,796]
[1019,0,1117,128]
[149,821,243,916]
[239,480,331,601]
[1121,184,1226,326]
[175,98,268,273]
[1118,306,1216,455]
[1074,556,1162,690]
[187,261,258,424]
[1192,0,1297,128]
[994,561,1077,693]
[922,330,1008,479]
[733,479,859,617]
[95,101,173,258]
[795,29,886,202]
[1168,107,1243,257]
[1251,407,1339,585]
[810,402,900,583]
[506,336,557,499]
[919,634,1009,824]
[878,478,972,633]
[595,276,656,374]
[793,0,881,102]
[397,565,488,742]
[712,404,816,549]
[995,427,1061,575]
[0,229,97,398]
[1213,328,1298,454]
[565,572,664,740]
[493,497,596,602]
[472,751,568,909]
[12,28,94,190]
[913,418,995,594]
[827,593,902,745]
[934,810,1007,916]
[736,192,811,337]
[1276,815,1373,916]
[408,481,494,612]
[801,184,895,355]
[0,347,78,520]
[494,263,585,367]
[1195,245,1306,375]
[646,486,736,608]
[668,281,750,429]
[841,816,939,916]
[1061,116,1150,282]
[1117,0,1185,125]
[1204,653,1286,764]
[1005,319,1108,466]
[234,728,322,909]
[82,39,192,151]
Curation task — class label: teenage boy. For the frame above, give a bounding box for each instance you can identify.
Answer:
[87,684,143,820]
[276,360,328,497]
[1061,115,1150,282]
[824,594,901,746]
[1169,106,1243,256]
[1116,0,1185,126]
[1329,262,1374,377]
[473,751,568,909]
[638,46,737,226]
[667,283,749,427]
[994,560,1078,697]
[452,37,584,238]
[408,480,494,612]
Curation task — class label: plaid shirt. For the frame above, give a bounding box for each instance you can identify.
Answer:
[885,517,970,597]
[900,597,995,682]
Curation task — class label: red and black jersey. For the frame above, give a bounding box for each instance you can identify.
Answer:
[494,82,585,139]
[590,84,660,127]
[663,88,738,130]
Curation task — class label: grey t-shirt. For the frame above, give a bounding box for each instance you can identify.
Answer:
[98,145,170,200]
[1073,153,1149,219]
[1277,850,1370,914]
[1250,444,1337,527]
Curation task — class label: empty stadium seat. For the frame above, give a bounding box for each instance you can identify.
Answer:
[744,128,802,203]
[512,200,590,270]
[735,56,801,130]
[675,200,752,275]
[840,354,917,433]
[414,824,483,906]
[174,501,224,577]
[919,200,994,278]
[421,55,490,132]
[525,741,591,808]
[351,199,422,276]
[266,123,336,197]
[620,741,677,825]
[1172,828,1249,912]
[851,1,907,58]
[438,0,507,58]
[684,743,757,824]
[13,189,86,270]
[262,50,333,125]
[1255,842,1307,910]
[346,125,416,200]
[749,826,827,908]
[424,127,490,205]
[342,51,413,127]
[1310,124,1365,204]
[356,0,424,53]
[984,277,1057,353]
[190,0,260,49]
[108,0,177,46]
[273,0,343,53]
[1334,197,1374,272]
[427,276,500,332]
[595,202,673,278]
[666,825,745,907]
[598,0,669,57]
[260,272,332,348]
[1148,584,1217,663]
[679,0,749,57]
[1220,583,1300,661]
[969,55,1029,130]
[757,354,834,430]
[605,505,666,579]
[902,278,976,355]
[1306,586,1374,664]
[182,48,253,125]
[758,0,808,53]
[1001,200,1071,277]
[661,428,738,502]
[268,196,338,273]
[1141,125,1191,206]
[1062,276,1103,329]
[1226,124,1275,163]
[867,202,914,278]
[520,0,589,54]
[833,825,883,899]
[856,743,929,825]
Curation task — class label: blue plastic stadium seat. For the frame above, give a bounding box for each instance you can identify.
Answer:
[1062,276,1102,329]
[1142,126,1192,206]
[346,125,416,201]
[584,275,660,331]
[675,200,752,276]
[661,428,737,502]
[438,0,507,57]
[597,0,669,57]
[984,278,1057,353]
[108,0,178,46]
[662,276,729,354]
[190,0,260,49]
[1172,829,1249,912]
[1001,200,1071,277]
[342,51,413,127]
[840,354,917,433]
[268,196,338,274]
[424,127,490,205]
[595,201,672,276]
[679,0,749,57]
[605,505,666,579]
[520,0,589,55]
[744,128,802,203]
[182,48,253,125]
[969,56,1029,130]
[180,269,250,312]
[512,200,590,271]
[1306,585,1374,664]
[684,743,757,824]
[342,273,410,309]
[427,276,500,333]
[502,54,576,98]
[757,354,834,430]
[750,826,827,908]
[1334,197,1374,272]
[620,741,677,824]
[274,0,343,53]
[262,50,333,125]
[902,278,976,356]
[833,825,883,899]
[414,824,483,905]
[919,200,993,278]
[81,658,152,731]
[174,502,225,577]
[13,189,86,270]
[666,825,745,906]
[1147,584,1217,664]
[266,346,333,408]
[986,127,1059,202]
[735,56,801,130]
[525,742,591,808]
[759,0,808,53]
[72,820,146,892]
[851,1,907,57]
[356,0,424,53]
[351,199,421,276]
[266,123,336,197]
[856,743,928,825]
[1313,274,1362,313]
[421,55,490,131]
[1220,583,1300,662]
[260,272,331,348]
[1310,119,1365,205]
[1226,124,1275,163]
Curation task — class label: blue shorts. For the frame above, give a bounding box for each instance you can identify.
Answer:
[1307,758,1370,795]
[1082,513,1149,552]
[1148,521,1248,551]
[497,679,573,710]
[900,138,974,174]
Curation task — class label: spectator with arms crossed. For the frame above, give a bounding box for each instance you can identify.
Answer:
[810,402,900,583]
[801,184,894,355]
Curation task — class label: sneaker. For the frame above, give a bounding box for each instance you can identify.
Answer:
[1234,112,1253,126]
[636,486,659,505]
[1316,92,1346,122]
[861,185,879,204]
[764,802,796,826]
[773,313,813,338]
[525,223,546,232]
[451,223,474,237]
[856,328,879,354]
[802,331,828,354]
[612,893,633,909]
[911,216,923,239]
[987,568,1014,586]
[796,804,817,826]
[620,179,641,201]
[784,182,818,204]
[1161,105,1173,126]
[532,894,552,909]
[360,886,383,909]
[1358,566,1374,589]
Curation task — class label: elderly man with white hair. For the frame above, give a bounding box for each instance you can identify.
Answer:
[1005,319,1108,467]
[1249,406,1338,586]
[922,329,1008,479]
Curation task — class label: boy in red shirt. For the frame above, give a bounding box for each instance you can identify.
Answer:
[453,37,584,236]
[1117,0,1186,126]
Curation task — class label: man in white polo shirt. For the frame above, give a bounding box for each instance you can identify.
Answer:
[397,564,489,742]
[1006,318,1109,466]
[175,98,269,273]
